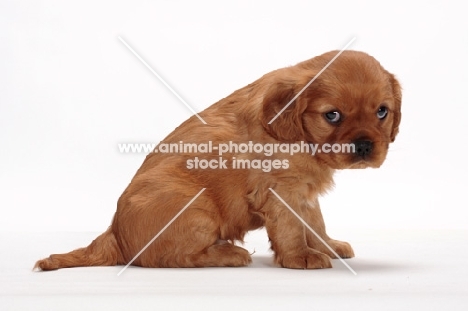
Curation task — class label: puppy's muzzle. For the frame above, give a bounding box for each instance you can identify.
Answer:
[353,140,373,158]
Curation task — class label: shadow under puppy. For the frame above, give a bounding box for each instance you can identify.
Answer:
[35,50,401,270]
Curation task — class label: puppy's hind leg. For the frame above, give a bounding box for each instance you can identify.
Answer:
[136,207,251,268]
[188,240,252,267]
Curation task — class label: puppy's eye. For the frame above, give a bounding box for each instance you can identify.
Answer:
[377,106,388,120]
[324,111,341,123]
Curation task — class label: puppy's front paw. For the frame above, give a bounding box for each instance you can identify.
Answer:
[317,239,355,259]
[278,249,332,269]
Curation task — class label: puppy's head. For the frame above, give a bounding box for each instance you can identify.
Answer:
[262,50,402,169]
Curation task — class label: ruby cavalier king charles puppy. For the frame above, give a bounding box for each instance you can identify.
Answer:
[35,50,401,270]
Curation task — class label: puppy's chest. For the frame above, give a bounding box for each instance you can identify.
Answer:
[274,174,334,209]
[242,173,333,210]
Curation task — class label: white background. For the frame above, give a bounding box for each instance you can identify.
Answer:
[1,1,468,310]
[2,0,467,232]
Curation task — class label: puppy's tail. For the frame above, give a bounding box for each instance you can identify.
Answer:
[34,228,124,271]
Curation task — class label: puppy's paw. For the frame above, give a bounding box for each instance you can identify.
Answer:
[317,239,355,259]
[278,249,332,269]
[201,243,252,267]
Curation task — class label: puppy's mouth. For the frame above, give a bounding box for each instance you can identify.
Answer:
[347,160,376,169]
[314,137,388,169]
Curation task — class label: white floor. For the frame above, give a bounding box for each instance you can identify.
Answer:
[1,229,467,310]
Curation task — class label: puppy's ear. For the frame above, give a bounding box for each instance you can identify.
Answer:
[261,83,308,142]
[389,74,402,142]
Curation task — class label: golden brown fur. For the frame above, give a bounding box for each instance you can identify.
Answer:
[35,50,401,270]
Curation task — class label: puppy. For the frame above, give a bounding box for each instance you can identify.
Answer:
[35,50,401,270]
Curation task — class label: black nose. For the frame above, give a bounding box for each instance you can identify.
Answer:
[353,140,373,157]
